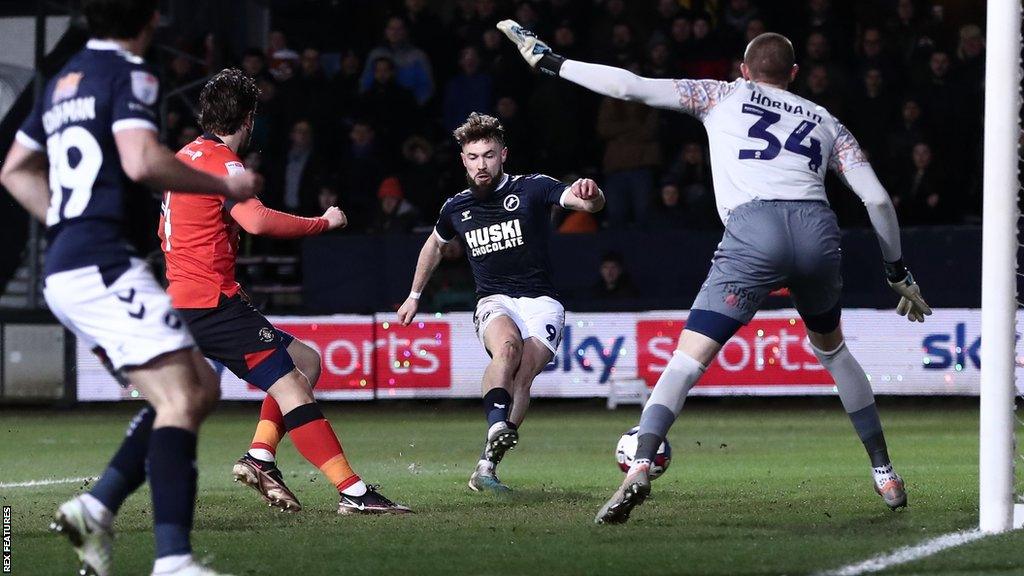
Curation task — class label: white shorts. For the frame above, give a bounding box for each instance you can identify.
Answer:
[43,258,195,371]
[474,295,565,354]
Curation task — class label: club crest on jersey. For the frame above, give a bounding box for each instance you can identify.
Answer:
[52,72,83,104]
[130,71,159,106]
[464,219,524,257]
[503,194,520,212]
[258,327,275,343]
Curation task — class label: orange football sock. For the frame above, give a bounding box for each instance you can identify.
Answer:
[283,403,360,491]
[249,396,284,456]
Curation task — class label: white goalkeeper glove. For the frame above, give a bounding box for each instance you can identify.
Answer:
[885,261,932,322]
[497,19,565,75]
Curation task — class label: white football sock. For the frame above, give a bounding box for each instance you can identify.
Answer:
[872,463,898,489]
[247,448,275,463]
[341,480,368,497]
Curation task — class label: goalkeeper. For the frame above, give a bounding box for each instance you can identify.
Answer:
[498,22,931,524]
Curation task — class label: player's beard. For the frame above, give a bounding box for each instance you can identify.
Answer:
[467,167,504,197]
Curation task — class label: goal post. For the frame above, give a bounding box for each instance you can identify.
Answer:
[979,0,1022,534]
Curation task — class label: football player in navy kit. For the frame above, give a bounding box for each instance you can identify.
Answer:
[0,1,258,574]
[397,113,605,492]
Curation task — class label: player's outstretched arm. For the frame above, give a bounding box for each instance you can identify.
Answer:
[115,128,260,201]
[497,20,681,110]
[0,142,50,222]
[560,178,606,213]
[397,233,445,325]
[839,164,932,322]
[230,200,343,237]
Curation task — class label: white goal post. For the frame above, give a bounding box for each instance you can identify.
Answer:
[979,0,1023,534]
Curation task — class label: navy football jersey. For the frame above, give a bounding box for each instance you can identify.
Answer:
[434,173,568,299]
[16,39,161,277]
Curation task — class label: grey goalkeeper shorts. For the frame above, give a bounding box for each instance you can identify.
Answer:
[691,200,842,332]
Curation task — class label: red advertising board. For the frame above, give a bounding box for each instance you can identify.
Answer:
[636,317,833,386]
[273,320,452,390]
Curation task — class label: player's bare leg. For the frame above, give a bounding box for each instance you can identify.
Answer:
[470,316,523,493]
[508,337,555,427]
[53,348,219,576]
[596,329,720,524]
[807,325,906,510]
[234,339,321,511]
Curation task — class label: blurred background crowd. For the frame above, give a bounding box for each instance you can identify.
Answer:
[156,0,987,241]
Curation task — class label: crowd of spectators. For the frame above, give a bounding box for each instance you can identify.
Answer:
[156,0,987,247]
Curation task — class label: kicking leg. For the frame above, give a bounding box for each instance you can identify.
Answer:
[808,325,907,510]
[596,312,735,525]
[469,315,523,493]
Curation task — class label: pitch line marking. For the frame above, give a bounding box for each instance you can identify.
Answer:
[0,476,96,489]
[815,529,989,576]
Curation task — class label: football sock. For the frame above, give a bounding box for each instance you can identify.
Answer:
[248,395,285,462]
[283,403,361,493]
[872,463,899,490]
[152,554,193,575]
[635,351,705,461]
[810,341,892,467]
[148,427,197,559]
[90,404,154,515]
[483,387,512,428]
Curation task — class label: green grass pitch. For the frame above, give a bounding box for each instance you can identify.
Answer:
[1,400,1020,575]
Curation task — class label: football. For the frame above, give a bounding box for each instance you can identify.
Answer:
[616,426,671,480]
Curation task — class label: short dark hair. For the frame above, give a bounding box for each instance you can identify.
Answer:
[198,68,260,135]
[453,112,505,147]
[743,32,795,84]
[83,0,158,39]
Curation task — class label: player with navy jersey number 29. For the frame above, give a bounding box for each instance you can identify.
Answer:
[499,23,932,524]
[0,1,259,575]
[397,112,605,493]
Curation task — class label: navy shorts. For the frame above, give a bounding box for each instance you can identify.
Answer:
[178,293,295,390]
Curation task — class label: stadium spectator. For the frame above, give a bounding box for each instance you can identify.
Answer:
[443,46,494,132]
[601,23,642,68]
[720,0,761,49]
[649,0,684,42]
[241,47,267,78]
[591,0,633,53]
[596,77,662,228]
[894,142,953,225]
[885,98,930,183]
[366,177,418,234]
[663,142,718,229]
[915,50,965,161]
[800,64,846,121]
[644,183,687,231]
[267,30,300,82]
[398,135,442,219]
[269,119,324,216]
[286,48,332,135]
[684,13,729,79]
[854,27,903,93]
[338,120,388,222]
[402,0,450,78]
[848,68,896,166]
[644,41,673,78]
[358,56,419,151]
[361,16,435,105]
[591,251,640,299]
[667,14,694,69]
[887,0,934,69]
[330,50,363,116]
[494,96,532,173]
[800,31,849,93]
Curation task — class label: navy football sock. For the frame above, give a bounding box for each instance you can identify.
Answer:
[148,427,197,559]
[483,388,512,428]
[90,405,154,513]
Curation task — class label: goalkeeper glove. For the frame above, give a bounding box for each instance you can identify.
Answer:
[496,19,566,75]
[884,259,932,322]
